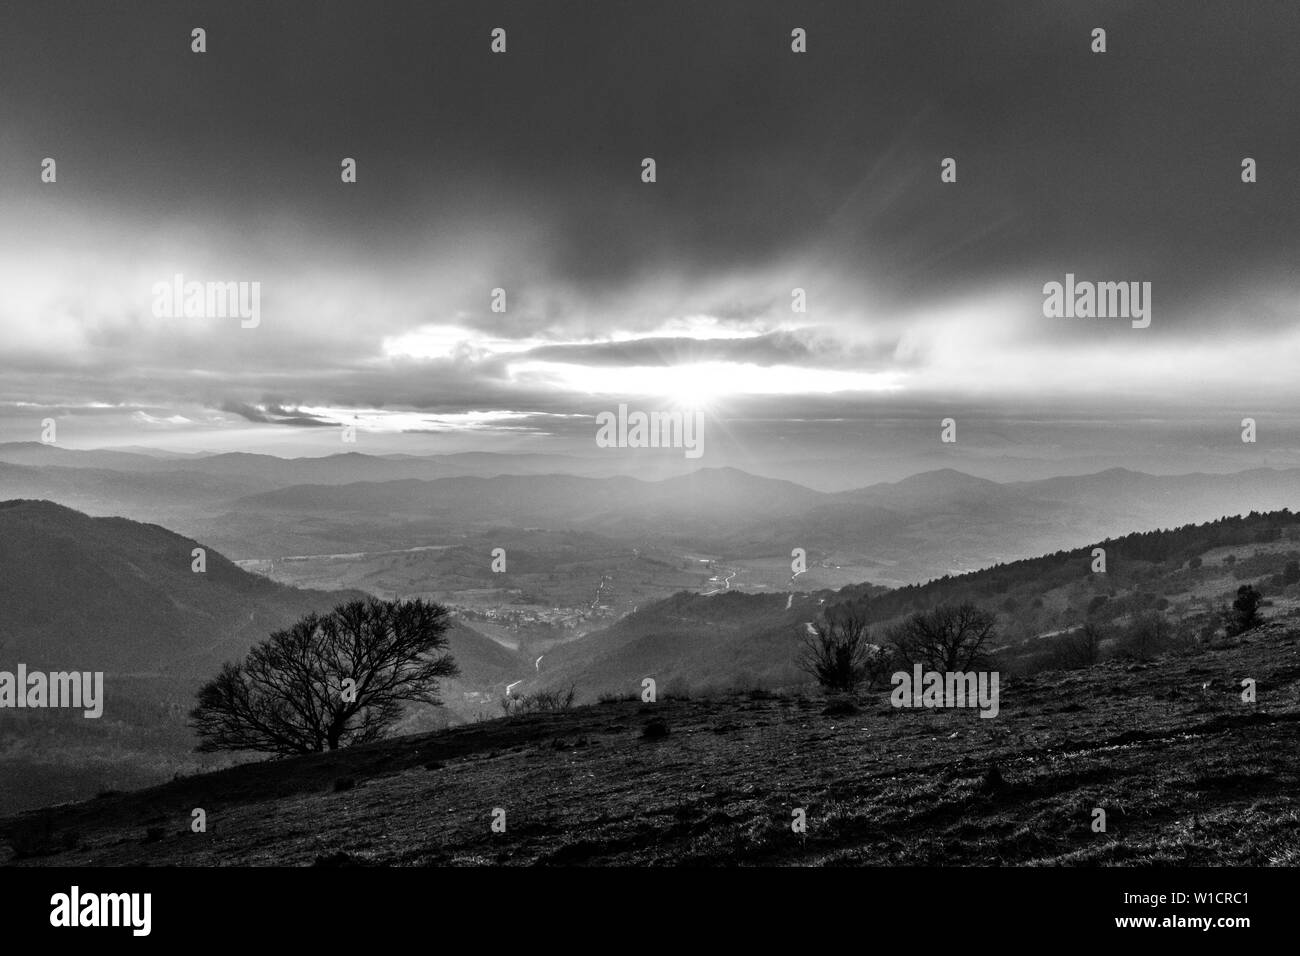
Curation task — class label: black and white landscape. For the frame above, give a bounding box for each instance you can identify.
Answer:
[1,0,1298,897]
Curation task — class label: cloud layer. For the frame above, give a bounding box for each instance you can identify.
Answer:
[2,1,1298,456]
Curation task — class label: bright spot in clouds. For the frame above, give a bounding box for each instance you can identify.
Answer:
[380,318,780,363]
[509,360,906,403]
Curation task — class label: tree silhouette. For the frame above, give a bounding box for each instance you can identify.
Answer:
[887,603,997,672]
[1224,584,1264,636]
[1062,622,1105,668]
[797,606,886,692]
[191,598,458,755]
[1120,610,1173,660]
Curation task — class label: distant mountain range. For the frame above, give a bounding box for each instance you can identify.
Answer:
[5,443,1300,584]
[211,464,1300,582]
[0,443,690,485]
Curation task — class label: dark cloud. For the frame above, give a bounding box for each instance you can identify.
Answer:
[1,1,1299,456]
[3,0,1297,315]
[523,331,818,367]
[219,401,332,427]
[220,402,271,424]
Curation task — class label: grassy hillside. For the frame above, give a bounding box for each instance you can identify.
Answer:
[529,587,888,698]
[512,510,1300,701]
[3,620,1296,865]
[0,500,521,814]
[834,509,1300,672]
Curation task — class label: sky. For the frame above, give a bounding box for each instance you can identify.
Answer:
[1,0,1298,473]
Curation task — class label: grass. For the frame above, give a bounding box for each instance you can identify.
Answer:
[2,622,1298,866]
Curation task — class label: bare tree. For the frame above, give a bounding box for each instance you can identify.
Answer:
[1060,622,1105,668]
[797,606,888,692]
[191,598,458,755]
[1117,610,1174,660]
[502,684,577,717]
[887,603,997,672]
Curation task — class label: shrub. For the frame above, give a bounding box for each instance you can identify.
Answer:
[532,686,577,711]
[980,763,1010,796]
[7,815,78,859]
[1223,584,1264,636]
[1059,622,1105,668]
[502,685,578,716]
[1112,611,1176,661]
[797,606,889,693]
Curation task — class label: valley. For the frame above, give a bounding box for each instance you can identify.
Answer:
[4,444,1300,826]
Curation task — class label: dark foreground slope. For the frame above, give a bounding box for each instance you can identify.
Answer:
[3,622,1297,866]
[0,500,523,814]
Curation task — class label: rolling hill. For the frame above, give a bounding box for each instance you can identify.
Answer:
[218,465,1300,581]
[231,467,824,528]
[0,500,524,814]
[0,499,364,674]
[517,509,1300,700]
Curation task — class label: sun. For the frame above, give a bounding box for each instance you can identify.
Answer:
[657,364,727,411]
[512,358,904,405]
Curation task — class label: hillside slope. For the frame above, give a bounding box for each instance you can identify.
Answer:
[527,589,856,697]
[533,509,1300,697]
[0,500,521,814]
[0,499,364,674]
[3,622,1296,866]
